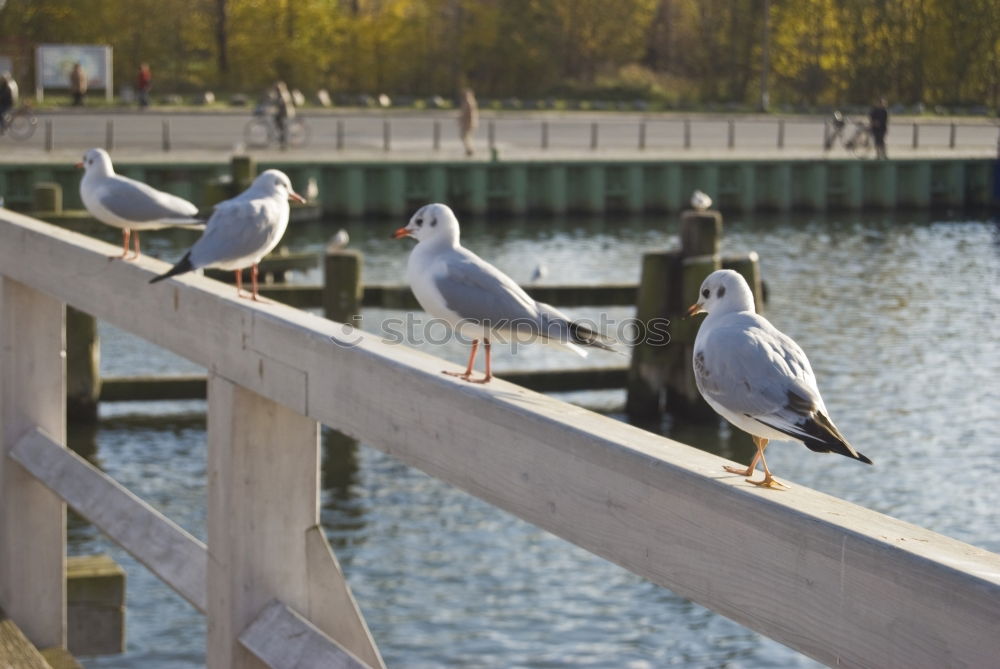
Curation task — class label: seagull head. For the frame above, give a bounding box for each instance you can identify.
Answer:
[392,203,459,245]
[76,148,114,176]
[249,169,306,203]
[687,269,755,317]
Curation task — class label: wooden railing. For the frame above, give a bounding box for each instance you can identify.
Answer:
[2,208,1000,667]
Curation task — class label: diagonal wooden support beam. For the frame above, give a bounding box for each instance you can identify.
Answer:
[9,427,207,613]
[239,599,372,669]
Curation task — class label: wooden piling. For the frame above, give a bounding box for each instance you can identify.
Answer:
[625,250,680,419]
[627,207,733,422]
[66,307,100,424]
[66,554,125,656]
[32,182,63,214]
[679,210,722,256]
[322,250,363,324]
[230,155,256,192]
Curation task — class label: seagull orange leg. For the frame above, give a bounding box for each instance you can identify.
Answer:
[234,269,244,298]
[747,436,787,490]
[131,230,142,259]
[250,264,260,301]
[115,229,131,259]
[724,443,761,478]
[444,339,479,381]
[468,337,493,384]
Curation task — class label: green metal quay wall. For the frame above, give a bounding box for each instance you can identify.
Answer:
[1,156,996,216]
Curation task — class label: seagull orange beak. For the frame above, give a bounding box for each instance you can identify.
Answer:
[74,162,83,169]
[288,191,306,203]
[391,227,410,239]
[686,302,704,318]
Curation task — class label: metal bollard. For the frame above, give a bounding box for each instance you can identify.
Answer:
[949,122,956,149]
[590,122,598,150]
[541,120,548,150]
[638,120,646,150]
[45,119,54,152]
[336,119,344,150]
[382,120,390,151]
[777,119,785,149]
[683,119,691,149]
[433,120,440,151]
[727,119,735,149]
[912,123,919,149]
[161,120,171,151]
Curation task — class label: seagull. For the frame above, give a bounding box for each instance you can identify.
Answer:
[392,203,616,383]
[690,189,712,212]
[77,147,203,259]
[688,269,872,489]
[327,228,350,251]
[149,169,305,300]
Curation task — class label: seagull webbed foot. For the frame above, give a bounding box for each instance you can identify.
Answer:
[723,464,754,477]
[747,475,788,490]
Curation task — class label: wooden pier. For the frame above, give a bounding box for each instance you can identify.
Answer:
[3,206,1000,667]
[1,153,997,216]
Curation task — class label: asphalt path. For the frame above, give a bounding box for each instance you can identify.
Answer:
[2,108,997,161]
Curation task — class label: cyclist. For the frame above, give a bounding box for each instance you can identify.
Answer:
[824,110,846,150]
[272,80,296,150]
[0,72,18,134]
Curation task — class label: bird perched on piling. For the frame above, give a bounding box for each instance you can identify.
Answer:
[690,189,713,211]
[149,169,305,300]
[77,147,203,259]
[392,203,617,383]
[688,269,871,488]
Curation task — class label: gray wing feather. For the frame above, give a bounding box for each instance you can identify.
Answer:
[433,252,541,326]
[695,315,822,420]
[99,176,200,223]
[189,199,278,267]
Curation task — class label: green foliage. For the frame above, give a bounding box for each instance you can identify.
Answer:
[0,0,997,107]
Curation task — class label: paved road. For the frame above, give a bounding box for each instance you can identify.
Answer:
[2,109,997,161]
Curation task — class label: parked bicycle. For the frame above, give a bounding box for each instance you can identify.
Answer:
[243,104,309,149]
[0,104,38,141]
[824,112,872,158]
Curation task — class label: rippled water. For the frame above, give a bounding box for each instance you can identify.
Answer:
[72,208,1000,668]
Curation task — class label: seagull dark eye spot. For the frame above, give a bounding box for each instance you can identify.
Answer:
[702,288,710,299]
[716,285,726,298]
[415,218,423,227]
[430,217,437,227]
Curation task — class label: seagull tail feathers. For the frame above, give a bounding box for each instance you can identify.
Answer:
[568,320,622,355]
[149,252,195,284]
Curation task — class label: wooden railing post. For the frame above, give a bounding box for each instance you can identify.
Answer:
[0,277,67,649]
[206,375,382,669]
[323,249,363,324]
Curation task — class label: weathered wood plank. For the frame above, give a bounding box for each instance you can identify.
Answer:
[0,605,50,668]
[207,376,382,669]
[9,428,207,613]
[239,600,372,669]
[4,210,1000,667]
[0,276,66,650]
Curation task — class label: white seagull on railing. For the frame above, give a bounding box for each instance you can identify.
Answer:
[687,269,872,489]
[78,148,203,260]
[149,169,305,300]
[690,189,713,211]
[391,203,617,383]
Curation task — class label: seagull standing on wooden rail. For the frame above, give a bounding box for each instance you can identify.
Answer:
[77,147,203,260]
[688,269,872,489]
[149,169,305,300]
[392,203,617,383]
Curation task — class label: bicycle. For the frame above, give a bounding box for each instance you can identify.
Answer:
[0,104,38,141]
[843,119,873,158]
[243,105,309,149]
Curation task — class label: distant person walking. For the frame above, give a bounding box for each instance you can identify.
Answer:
[869,97,889,159]
[70,62,87,106]
[136,63,152,109]
[0,72,17,134]
[458,88,478,156]
[273,80,295,150]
